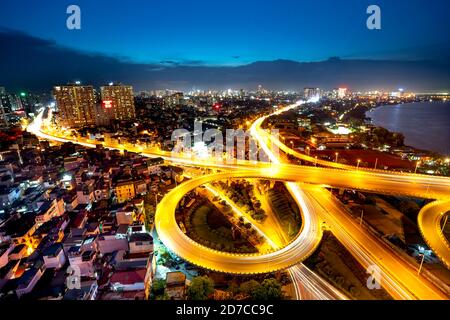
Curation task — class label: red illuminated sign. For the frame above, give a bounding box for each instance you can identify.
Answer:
[102,100,113,108]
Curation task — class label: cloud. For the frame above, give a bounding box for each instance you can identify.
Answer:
[160,60,180,66]
[0,29,449,92]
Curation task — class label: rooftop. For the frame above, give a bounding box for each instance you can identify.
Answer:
[129,232,153,243]
[166,271,186,286]
[42,243,63,258]
[110,268,146,285]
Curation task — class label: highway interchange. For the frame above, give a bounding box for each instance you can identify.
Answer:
[28,102,450,300]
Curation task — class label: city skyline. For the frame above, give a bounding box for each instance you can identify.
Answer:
[1,29,449,93]
[0,0,449,307]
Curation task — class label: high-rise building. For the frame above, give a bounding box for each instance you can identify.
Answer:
[53,84,96,128]
[100,83,135,121]
[163,92,184,108]
[0,88,12,127]
[338,87,348,99]
[0,99,7,127]
[303,87,321,101]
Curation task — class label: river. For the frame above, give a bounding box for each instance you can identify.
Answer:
[366,101,450,156]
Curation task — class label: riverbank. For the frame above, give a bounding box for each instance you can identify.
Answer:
[365,101,450,157]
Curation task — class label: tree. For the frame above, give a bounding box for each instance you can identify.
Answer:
[151,278,166,296]
[251,278,283,300]
[187,276,215,300]
[227,283,239,296]
[239,280,260,296]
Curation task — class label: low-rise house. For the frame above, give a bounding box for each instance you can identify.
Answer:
[0,243,14,268]
[128,232,153,254]
[115,180,135,203]
[35,199,64,225]
[134,180,147,195]
[64,279,98,300]
[165,271,187,300]
[67,246,97,277]
[15,265,45,298]
[97,234,129,254]
[0,184,21,208]
[115,206,134,225]
[8,244,27,260]
[147,157,163,175]
[110,268,147,292]
[111,250,153,272]
[0,259,20,291]
[76,180,95,205]
[2,214,39,247]
[63,193,79,211]
[42,243,66,269]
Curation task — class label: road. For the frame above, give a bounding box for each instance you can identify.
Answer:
[302,184,447,300]
[155,169,323,274]
[252,103,450,282]
[28,105,450,299]
[251,103,449,300]
[418,200,450,269]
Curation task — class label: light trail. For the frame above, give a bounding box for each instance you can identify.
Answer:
[155,169,323,274]
[28,105,450,299]
[250,103,449,300]
[418,200,450,269]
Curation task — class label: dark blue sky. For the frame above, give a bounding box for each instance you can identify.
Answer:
[1,0,449,65]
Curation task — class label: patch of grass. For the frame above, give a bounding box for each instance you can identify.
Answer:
[187,204,256,253]
[268,182,302,238]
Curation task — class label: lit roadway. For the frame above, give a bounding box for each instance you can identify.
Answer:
[155,169,323,273]
[251,103,450,300]
[28,105,450,299]
[252,103,450,278]
[418,200,450,269]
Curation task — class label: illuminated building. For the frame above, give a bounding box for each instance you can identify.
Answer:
[0,98,8,127]
[115,180,136,203]
[53,84,96,128]
[163,92,184,107]
[303,87,321,101]
[0,89,13,127]
[338,87,347,99]
[100,83,136,120]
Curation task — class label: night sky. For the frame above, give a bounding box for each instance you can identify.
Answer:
[0,0,449,91]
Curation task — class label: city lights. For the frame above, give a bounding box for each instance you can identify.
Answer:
[0,0,448,309]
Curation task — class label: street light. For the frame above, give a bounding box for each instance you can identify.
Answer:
[442,214,448,232]
[418,253,425,275]
[356,159,361,170]
[335,152,339,163]
[306,146,310,156]
[415,161,420,174]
